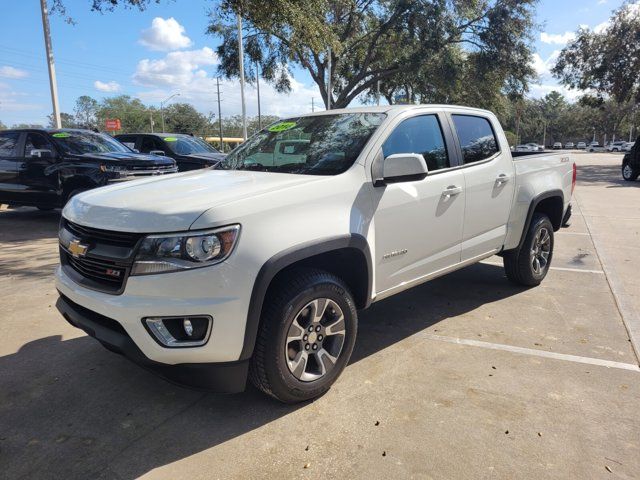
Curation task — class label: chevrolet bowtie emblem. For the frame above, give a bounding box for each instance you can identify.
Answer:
[68,239,89,258]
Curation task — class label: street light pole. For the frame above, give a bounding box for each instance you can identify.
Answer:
[160,93,180,132]
[40,0,61,129]
[237,14,247,140]
[216,77,223,151]
[327,48,332,110]
[256,61,261,130]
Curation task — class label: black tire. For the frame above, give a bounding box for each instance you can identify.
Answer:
[249,268,358,403]
[503,213,554,287]
[622,161,639,181]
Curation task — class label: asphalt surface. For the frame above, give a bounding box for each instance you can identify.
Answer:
[0,153,639,479]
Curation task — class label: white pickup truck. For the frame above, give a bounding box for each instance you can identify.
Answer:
[55,105,576,403]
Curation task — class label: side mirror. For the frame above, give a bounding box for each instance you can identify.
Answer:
[375,153,428,186]
[149,150,165,156]
[30,149,53,159]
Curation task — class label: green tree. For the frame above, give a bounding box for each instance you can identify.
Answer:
[0,120,6,130]
[74,95,99,129]
[47,112,77,128]
[97,95,152,133]
[209,0,538,109]
[162,103,214,134]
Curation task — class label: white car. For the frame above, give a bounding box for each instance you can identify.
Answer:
[553,142,562,149]
[588,142,606,152]
[576,142,587,149]
[564,142,575,149]
[606,141,626,152]
[623,141,635,152]
[55,105,576,403]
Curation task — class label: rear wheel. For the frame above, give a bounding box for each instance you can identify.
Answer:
[249,269,357,403]
[622,161,639,181]
[503,213,554,286]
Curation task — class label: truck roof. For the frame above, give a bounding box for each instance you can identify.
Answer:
[290,104,494,118]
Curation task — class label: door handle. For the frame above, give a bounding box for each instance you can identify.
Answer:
[495,174,509,185]
[442,185,462,198]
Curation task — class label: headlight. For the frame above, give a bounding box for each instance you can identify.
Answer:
[131,225,240,275]
[100,164,126,172]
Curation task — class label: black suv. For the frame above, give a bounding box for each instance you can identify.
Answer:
[115,133,225,171]
[622,139,639,181]
[0,129,177,210]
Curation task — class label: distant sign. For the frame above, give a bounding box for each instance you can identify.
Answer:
[105,119,121,131]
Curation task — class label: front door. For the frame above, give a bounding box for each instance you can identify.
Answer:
[18,132,60,205]
[372,114,465,295]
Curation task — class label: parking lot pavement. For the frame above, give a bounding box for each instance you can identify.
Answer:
[1,153,639,479]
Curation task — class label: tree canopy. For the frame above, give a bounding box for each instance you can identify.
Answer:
[552,2,640,105]
[209,0,538,109]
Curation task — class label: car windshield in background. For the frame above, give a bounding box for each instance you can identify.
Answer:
[165,136,219,155]
[51,131,131,155]
[219,113,386,175]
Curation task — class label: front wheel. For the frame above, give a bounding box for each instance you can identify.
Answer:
[249,269,357,403]
[503,213,554,286]
[622,161,639,181]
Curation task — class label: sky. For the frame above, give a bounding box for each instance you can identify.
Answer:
[0,0,630,127]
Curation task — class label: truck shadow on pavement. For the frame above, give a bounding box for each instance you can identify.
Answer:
[0,262,526,479]
[577,163,639,188]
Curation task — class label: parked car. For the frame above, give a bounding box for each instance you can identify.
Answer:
[526,142,540,151]
[606,141,626,152]
[553,142,562,149]
[115,133,226,171]
[55,105,576,403]
[0,129,177,210]
[564,142,575,149]
[576,141,587,149]
[515,143,538,152]
[622,139,640,181]
[622,141,635,152]
[588,142,606,152]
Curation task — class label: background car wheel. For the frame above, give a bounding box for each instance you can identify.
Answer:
[249,268,358,403]
[622,162,639,181]
[503,213,554,286]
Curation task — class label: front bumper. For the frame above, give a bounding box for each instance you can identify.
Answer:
[56,293,249,393]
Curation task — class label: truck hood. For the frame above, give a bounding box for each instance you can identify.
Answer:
[70,151,175,166]
[63,169,322,232]
[182,152,226,163]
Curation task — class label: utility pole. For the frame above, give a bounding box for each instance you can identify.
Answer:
[40,0,61,129]
[542,121,547,147]
[216,77,223,151]
[150,112,154,133]
[311,98,315,112]
[255,61,261,130]
[326,48,332,110]
[376,80,380,106]
[237,13,247,140]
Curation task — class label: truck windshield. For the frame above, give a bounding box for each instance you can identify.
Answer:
[51,131,131,155]
[218,113,386,175]
[165,136,219,155]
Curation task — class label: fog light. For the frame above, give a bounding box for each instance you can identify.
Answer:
[143,315,212,348]
[183,319,193,337]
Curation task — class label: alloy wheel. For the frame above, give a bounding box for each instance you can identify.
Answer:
[530,227,551,275]
[285,298,346,382]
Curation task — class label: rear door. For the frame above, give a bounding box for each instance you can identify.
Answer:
[449,114,515,261]
[0,131,22,203]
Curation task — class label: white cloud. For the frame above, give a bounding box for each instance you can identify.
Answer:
[540,31,576,45]
[529,83,583,101]
[0,66,28,79]
[139,17,192,52]
[0,82,43,112]
[133,47,218,87]
[593,20,610,34]
[94,80,121,92]
[531,50,560,77]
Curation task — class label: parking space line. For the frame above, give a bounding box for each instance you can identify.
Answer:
[420,333,640,372]
[480,260,604,274]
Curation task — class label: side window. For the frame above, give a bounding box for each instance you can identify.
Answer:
[451,115,499,164]
[140,137,157,153]
[0,132,20,158]
[24,133,53,157]
[382,115,449,171]
[117,135,136,150]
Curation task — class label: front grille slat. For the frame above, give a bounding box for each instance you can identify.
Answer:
[60,220,142,294]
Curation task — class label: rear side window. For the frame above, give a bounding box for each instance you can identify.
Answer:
[451,115,499,164]
[0,132,20,157]
[117,135,137,150]
[382,115,449,171]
